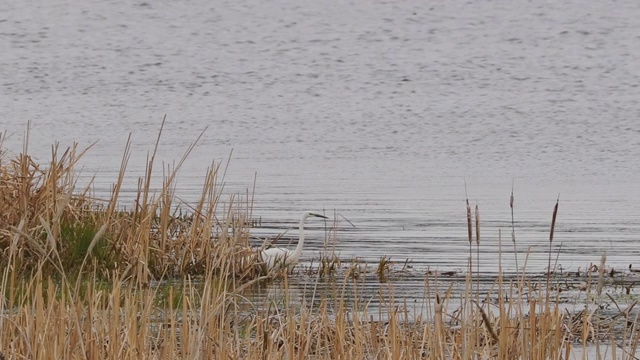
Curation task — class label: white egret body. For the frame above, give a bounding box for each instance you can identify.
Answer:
[260,211,328,271]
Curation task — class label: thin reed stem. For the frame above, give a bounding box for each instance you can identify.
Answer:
[510,181,518,276]
[546,196,559,303]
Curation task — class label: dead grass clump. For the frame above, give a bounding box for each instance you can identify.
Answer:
[0,124,259,283]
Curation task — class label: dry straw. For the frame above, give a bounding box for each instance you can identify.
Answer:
[1,126,638,359]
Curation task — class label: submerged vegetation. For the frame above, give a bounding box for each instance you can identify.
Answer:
[1,127,639,359]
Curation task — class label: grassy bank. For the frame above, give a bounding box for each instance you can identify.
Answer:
[1,131,639,359]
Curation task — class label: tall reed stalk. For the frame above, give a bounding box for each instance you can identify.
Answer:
[546,196,559,305]
[510,181,518,276]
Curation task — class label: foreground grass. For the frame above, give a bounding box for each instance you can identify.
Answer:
[1,130,639,359]
[4,257,639,359]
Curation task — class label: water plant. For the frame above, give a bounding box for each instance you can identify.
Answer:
[1,128,639,359]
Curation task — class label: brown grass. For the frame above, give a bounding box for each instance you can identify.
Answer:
[1,130,639,359]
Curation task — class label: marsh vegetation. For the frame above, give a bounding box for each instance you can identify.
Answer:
[1,129,639,359]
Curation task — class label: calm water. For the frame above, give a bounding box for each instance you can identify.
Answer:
[2,0,640,275]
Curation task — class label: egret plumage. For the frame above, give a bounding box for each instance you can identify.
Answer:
[259,211,328,272]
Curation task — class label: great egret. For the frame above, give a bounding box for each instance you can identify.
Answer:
[259,211,328,272]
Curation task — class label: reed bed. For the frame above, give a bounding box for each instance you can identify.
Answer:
[1,133,639,359]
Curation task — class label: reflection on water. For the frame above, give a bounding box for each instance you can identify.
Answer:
[236,268,640,332]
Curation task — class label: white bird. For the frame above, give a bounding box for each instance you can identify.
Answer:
[259,211,328,272]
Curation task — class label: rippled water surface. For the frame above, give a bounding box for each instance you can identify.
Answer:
[2,0,640,275]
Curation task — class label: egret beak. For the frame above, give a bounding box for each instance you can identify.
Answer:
[309,213,328,219]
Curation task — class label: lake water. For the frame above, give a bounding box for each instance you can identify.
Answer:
[2,0,640,275]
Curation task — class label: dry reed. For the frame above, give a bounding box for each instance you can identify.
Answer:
[1,133,637,359]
